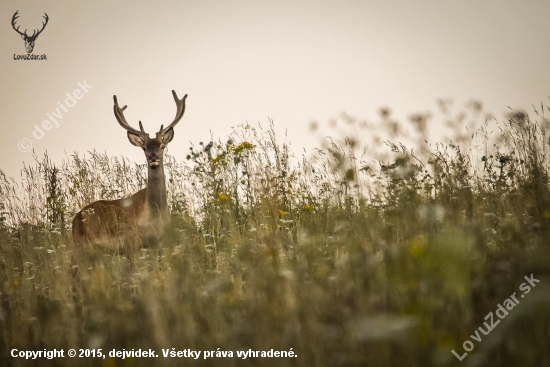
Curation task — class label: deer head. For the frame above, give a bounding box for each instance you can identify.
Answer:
[113,91,187,169]
[12,11,49,54]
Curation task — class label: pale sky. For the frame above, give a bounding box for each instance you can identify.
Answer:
[1,0,549,178]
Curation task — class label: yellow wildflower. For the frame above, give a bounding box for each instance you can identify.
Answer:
[408,236,427,258]
[234,141,255,154]
[216,193,229,202]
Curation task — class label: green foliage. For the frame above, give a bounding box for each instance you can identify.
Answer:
[0,105,549,366]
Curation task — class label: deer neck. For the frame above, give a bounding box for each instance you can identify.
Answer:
[145,161,168,215]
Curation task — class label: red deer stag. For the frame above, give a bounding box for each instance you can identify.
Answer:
[72,91,187,250]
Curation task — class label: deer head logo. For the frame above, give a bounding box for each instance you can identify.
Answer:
[11,11,49,54]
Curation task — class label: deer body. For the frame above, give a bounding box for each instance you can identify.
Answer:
[72,91,187,250]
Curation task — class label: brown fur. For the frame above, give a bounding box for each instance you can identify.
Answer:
[72,189,146,250]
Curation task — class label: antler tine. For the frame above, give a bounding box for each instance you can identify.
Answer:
[113,95,143,136]
[37,13,49,35]
[161,90,187,134]
[11,11,26,36]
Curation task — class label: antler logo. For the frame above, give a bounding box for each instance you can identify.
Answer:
[11,11,49,54]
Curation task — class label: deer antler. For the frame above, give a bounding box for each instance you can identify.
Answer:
[31,13,49,39]
[113,95,146,136]
[159,90,187,134]
[11,11,26,37]
[11,12,49,39]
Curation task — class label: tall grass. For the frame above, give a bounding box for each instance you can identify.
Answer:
[0,103,549,366]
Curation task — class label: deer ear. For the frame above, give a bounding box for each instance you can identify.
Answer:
[127,131,144,147]
[21,34,25,40]
[162,127,174,144]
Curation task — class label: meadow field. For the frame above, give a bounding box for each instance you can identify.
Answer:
[0,103,549,366]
